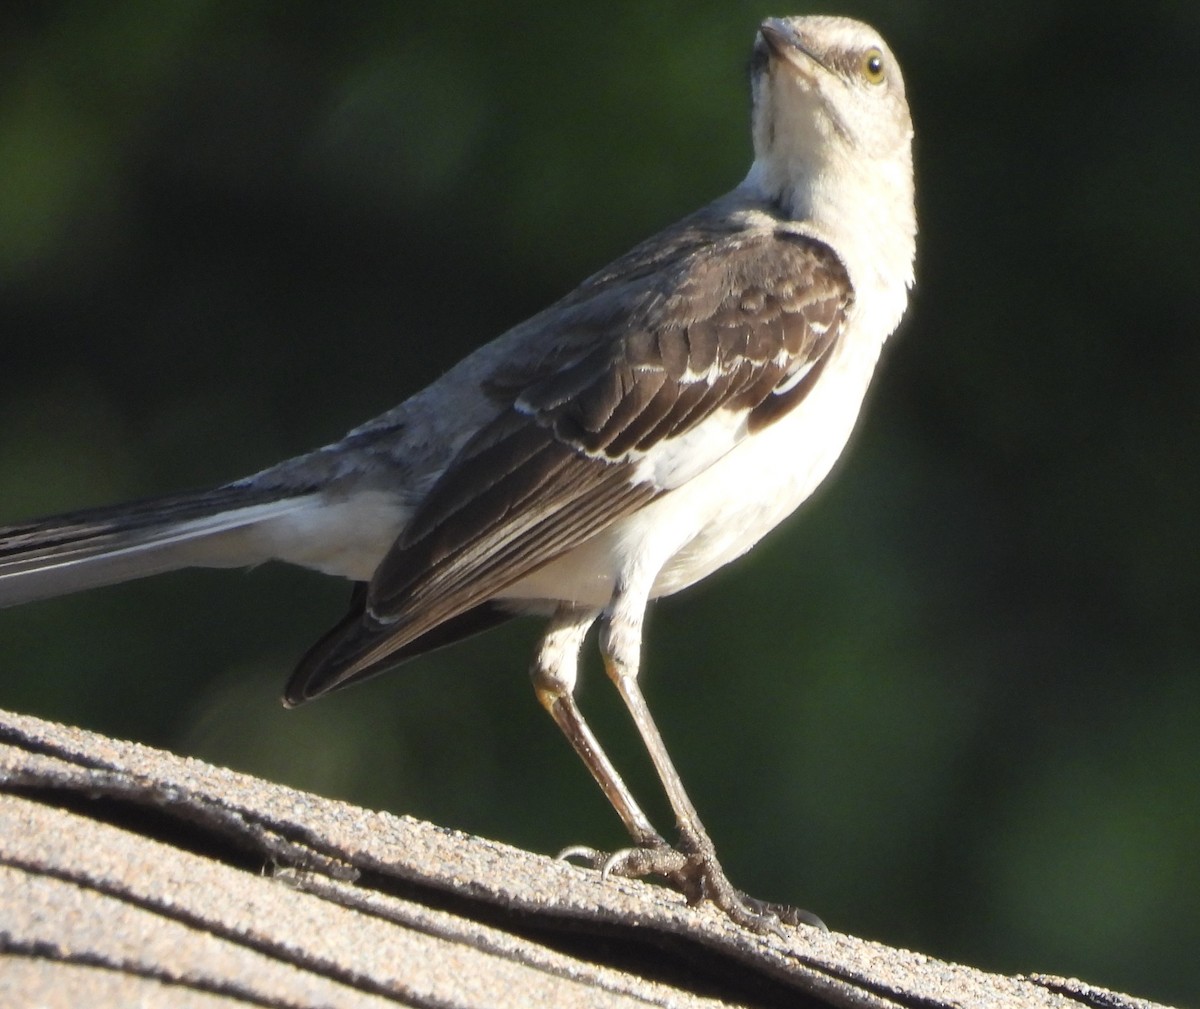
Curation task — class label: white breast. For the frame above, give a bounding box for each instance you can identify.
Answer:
[503,318,885,607]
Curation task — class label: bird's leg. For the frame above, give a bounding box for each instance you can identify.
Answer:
[532,600,822,931]
[531,604,675,859]
[596,584,825,933]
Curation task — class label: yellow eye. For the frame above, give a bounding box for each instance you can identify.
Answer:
[861,47,885,85]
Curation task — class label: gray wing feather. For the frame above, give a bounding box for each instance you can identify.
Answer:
[287,226,852,700]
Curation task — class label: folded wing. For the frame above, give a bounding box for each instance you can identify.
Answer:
[286,228,851,702]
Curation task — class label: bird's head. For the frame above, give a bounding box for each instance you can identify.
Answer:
[745,15,917,307]
[751,16,911,166]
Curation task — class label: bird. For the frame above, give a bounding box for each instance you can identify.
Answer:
[0,15,915,931]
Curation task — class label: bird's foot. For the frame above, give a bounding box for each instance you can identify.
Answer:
[559,829,825,935]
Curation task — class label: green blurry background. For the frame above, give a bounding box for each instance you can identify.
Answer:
[2,2,1197,1002]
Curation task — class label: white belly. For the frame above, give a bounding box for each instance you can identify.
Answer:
[504,328,884,607]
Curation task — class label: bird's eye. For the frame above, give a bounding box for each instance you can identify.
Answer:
[861,47,886,85]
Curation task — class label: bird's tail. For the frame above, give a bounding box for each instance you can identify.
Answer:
[0,482,321,608]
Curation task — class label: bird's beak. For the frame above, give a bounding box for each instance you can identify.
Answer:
[759,19,827,84]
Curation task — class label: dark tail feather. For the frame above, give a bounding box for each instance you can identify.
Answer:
[0,482,319,607]
[284,587,513,706]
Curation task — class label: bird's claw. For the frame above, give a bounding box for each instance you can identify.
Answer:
[558,830,825,935]
[556,844,607,865]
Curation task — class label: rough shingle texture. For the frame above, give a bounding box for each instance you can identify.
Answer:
[0,709,1177,1009]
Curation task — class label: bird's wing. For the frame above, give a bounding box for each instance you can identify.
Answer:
[286,227,851,702]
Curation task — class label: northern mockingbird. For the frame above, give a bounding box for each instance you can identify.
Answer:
[0,15,915,931]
